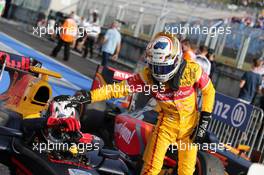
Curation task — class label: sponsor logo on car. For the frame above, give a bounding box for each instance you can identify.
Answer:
[115,121,135,144]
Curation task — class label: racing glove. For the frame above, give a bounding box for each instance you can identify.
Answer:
[193,111,212,144]
[54,91,91,108]
[74,90,92,104]
[47,117,80,132]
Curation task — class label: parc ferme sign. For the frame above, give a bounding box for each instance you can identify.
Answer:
[212,93,253,132]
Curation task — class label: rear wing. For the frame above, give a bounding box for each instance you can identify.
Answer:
[0,51,61,79]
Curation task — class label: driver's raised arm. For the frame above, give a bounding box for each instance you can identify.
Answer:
[90,80,130,102]
[76,71,146,103]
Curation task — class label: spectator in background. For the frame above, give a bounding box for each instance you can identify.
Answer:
[243,16,254,27]
[82,10,101,59]
[182,39,196,61]
[255,57,264,74]
[51,12,77,61]
[101,21,121,66]
[256,57,264,110]
[254,13,264,29]
[206,48,216,79]
[89,10,100,25]
[260,80,264,110]
[74,16,87,51]
[231,16,242,24]
[181,39,194,60]
[238,58,262,104]
[196,45,211,75]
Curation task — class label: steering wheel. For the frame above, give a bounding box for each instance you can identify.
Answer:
[41,125,82,144]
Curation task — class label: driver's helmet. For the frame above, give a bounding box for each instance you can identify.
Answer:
[146,32,182,83]
[44,96,78,120]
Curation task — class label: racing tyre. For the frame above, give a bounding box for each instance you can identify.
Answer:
[195,151,225,175]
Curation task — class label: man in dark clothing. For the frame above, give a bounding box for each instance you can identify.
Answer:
[51,13,77,61]
[74,16,87,51]
[206,48,216,79]
[82,11,100,59]
[238,58,262,104]
[261,85,264,110]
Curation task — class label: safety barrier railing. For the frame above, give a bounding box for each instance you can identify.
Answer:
[207,92,264,162]
[256,114,264,163]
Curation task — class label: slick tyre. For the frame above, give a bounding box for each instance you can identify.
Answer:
[195,151,225,175]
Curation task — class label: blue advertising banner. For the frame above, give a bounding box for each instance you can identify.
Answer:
[212,92,253,132]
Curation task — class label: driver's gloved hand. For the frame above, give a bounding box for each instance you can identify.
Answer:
[47,117,80,132]
[53,95,73,102]
[53,91,91,108]
[74,90,92,104]
[65,90,92,108]
[193,111,212,144]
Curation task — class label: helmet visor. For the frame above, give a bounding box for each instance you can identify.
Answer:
[149,63,176,75]
[148,55,180,75]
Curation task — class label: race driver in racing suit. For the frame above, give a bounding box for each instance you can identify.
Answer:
[66,32,216,175]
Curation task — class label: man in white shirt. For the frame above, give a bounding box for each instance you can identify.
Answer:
[101,21,121,66]
[195,45,211,75]
[82,10,101,58]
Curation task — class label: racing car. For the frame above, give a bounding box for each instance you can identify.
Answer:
[0,51,130,175]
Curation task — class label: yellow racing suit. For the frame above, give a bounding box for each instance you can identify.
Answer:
[90,61,215,175]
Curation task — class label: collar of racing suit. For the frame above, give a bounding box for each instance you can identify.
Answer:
[169,59,187,91]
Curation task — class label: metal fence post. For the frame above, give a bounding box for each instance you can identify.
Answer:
[100,3,110,26]
[216,30,227,56]
[205,21,223,47]
[209,32,219,50]
[216,21,230,55]
[196,34,202,47]
[235,36,251,69]
[204,31,211,47]
[181,23,190,40]
[84,0,93,18]
[116,5,123,20]
[134,7,144,38]
[152,16,161,37]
